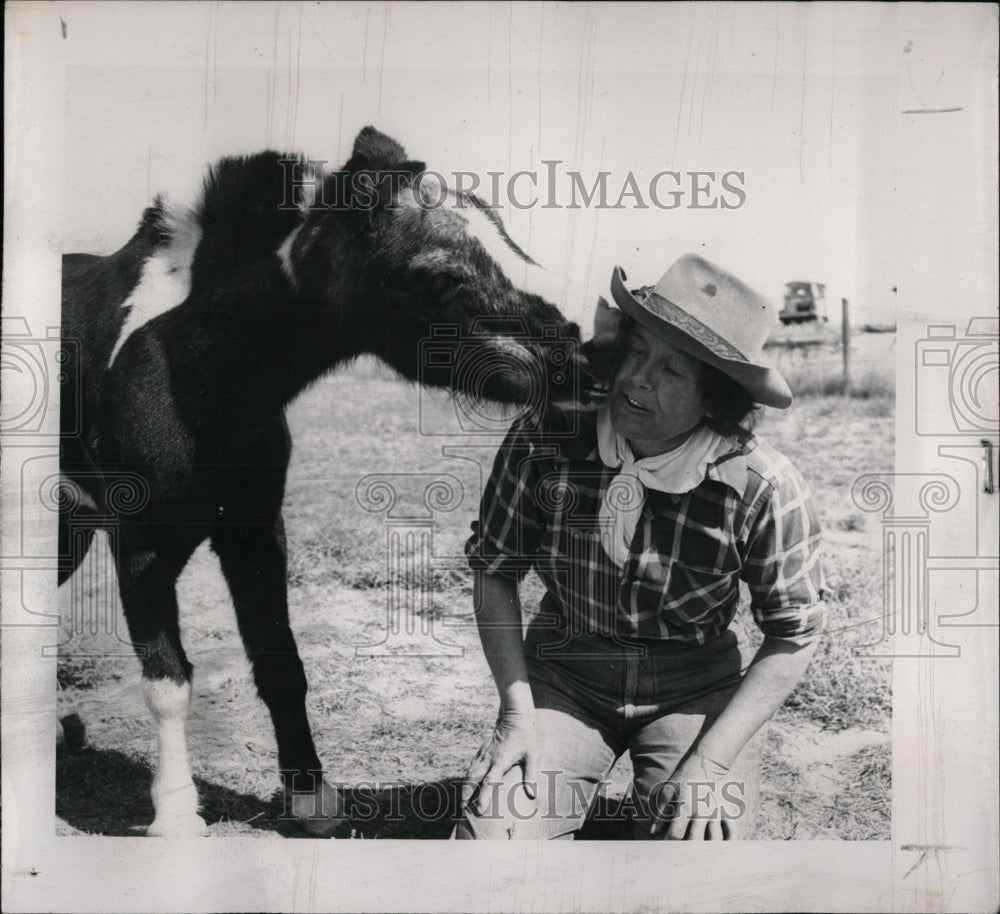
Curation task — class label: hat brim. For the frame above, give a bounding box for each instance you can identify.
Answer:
[610,266,793,409]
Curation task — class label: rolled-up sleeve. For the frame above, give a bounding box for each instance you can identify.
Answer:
[465,419,547,581]
[741,466,827,645]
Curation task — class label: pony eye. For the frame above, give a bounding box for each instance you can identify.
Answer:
[426,270,465,299]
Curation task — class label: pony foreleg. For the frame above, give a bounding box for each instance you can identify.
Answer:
[118,538,206,836]
[142,677,206,836]
[212,512,350,838]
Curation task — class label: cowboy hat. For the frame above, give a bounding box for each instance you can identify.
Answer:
[609,253,792,408]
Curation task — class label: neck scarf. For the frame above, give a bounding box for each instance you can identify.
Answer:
[596,404,733,567]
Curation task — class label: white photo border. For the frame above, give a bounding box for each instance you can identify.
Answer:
[3,3,997,912]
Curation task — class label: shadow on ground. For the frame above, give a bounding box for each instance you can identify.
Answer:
[56,746,295,837]
[56,746,634,838]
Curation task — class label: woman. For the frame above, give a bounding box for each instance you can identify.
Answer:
[455,253,825,840]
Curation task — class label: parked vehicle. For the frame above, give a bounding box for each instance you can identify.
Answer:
[780,281,828,323]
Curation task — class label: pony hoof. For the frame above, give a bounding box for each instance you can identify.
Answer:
[146,813,208,837]
[296,814,352,838]
[290,777,351,838]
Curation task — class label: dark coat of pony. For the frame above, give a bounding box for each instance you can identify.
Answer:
[60,127,596,836]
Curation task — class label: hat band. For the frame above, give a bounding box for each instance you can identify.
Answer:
[645,291,750,362]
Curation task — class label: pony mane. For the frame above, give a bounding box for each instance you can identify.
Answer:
[194,152,314,255]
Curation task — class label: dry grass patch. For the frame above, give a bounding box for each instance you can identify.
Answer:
[57,360,892,839]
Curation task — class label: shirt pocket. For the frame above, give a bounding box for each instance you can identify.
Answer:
[657,559,740,623]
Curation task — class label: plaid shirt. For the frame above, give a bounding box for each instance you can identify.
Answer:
[465,413,826,645]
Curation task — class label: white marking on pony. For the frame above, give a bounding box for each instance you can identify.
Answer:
[108,203,199,368]
[489,335,538,364]
[61,474,98,512]
[445,191,596,337]
[161,202,202,271]
[142,677,206,836]
[408,248,454,272]
[446,191,541,288]
[295,163,326,216]
[277,224,302,285]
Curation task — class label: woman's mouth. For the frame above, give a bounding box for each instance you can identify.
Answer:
[621,392,650,412]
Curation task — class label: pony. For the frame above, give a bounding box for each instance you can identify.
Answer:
[59,127,595,836]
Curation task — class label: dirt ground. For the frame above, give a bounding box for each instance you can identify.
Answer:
[56,336,894,839]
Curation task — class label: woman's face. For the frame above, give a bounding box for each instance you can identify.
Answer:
[609,323,709,458]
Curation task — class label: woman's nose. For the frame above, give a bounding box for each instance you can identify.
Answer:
[631,358,654,388]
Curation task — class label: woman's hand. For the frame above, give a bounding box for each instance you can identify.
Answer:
[649,752,736,840]
[461,708,540,814]
[645,637,819,839]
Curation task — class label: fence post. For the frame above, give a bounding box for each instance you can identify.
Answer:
[841,297,851,396]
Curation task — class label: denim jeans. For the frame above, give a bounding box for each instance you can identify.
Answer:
[453,610,761,839]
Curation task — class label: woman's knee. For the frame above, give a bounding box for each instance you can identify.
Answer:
[452,775,539,839]
[630,727,765,839]
[452,769,599,840]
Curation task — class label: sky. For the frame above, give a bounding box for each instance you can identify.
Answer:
[46,2,997,329]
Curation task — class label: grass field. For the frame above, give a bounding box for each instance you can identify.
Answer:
[56,330,895,839]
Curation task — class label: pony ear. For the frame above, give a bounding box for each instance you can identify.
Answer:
[351,126,406,165]
[346,127,424,184]
[320,159,427,225]
[326,129,428,223]
[340,153,425,181]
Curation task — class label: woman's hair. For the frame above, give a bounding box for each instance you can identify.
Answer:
[699,363,760,438]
